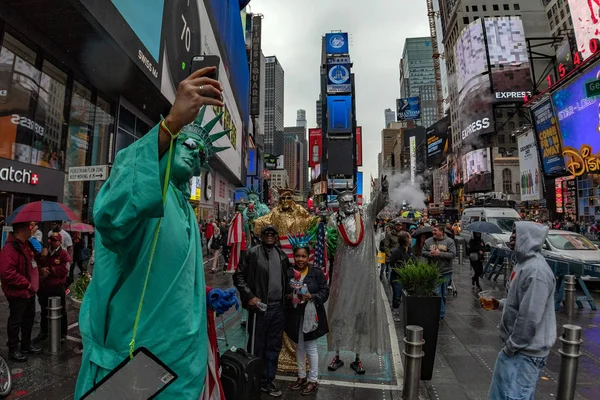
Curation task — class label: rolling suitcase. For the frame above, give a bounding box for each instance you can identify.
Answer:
[220,312,262,400]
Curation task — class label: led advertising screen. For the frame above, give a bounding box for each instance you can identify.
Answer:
[426,117,450,166]
[551,60,600,178]
[517,130,541,201]
[308,129,322,168]
[455,20,494,143]
[485,17,532,102]
[325,33,349,55]
[356,171,363,195]
[356,126,363,166]
[327,64,351,93]
[327,95,353,134]
[567,0,600,61]
[531,99,565,175]
[396,97,421,121]
[247,148,257,176]
[463,148,492,193]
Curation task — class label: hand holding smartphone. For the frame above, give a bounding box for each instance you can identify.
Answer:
[190,55,220,98]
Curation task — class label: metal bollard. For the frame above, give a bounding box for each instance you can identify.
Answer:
[458,244,464,265]
[402,325,424,400]
[557,324,583,400]
[564,275,576,316]
[48,296,62,354]
[503,257,511,287]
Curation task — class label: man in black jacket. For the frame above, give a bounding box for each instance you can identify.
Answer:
[233,225,291,398]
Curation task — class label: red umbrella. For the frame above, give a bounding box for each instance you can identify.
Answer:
[63,221,95,233]
[6,201,78,224]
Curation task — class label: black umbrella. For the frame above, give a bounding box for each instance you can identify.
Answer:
[465,221,503,234]
[412,226,454,237]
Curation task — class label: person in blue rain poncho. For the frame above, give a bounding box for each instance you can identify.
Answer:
[75,67,238,399]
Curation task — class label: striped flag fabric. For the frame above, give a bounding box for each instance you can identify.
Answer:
[313,220,329,281]
[202,307,225,399]
[226,213,243,272]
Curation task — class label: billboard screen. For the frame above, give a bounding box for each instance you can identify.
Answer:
[327,95,353,134]
[308,128,322,168]
[518,131,542,201]
[247,148,257,175]
[455,20,494,143]
[396,97,421,121]
[551,60,600,177]
[327,139,353,175]
[327,64,352,93]
[531,99,565,175]
[568,0,600,61]
[426,117,450,166]
[356,126,363,166]
[463,148,492,193]
[485,17,532,101]
[325,33,349,55]
[356,171,363,195]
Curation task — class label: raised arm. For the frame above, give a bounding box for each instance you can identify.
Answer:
[368,175,389,219]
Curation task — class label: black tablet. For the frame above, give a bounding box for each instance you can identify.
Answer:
[80,347,177,400]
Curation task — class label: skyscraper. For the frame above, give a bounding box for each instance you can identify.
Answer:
[264,56,285,155]
[296,109,307,129]
[284,125,309,199]
[384,108,395,128]
[398,37,438,129]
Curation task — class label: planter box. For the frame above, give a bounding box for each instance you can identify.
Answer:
[402,292,441,380]
[69,297,82,310]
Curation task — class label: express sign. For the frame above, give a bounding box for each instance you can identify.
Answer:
[0,166,39,185]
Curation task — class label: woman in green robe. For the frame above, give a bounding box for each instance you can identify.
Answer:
[75,68,230,399]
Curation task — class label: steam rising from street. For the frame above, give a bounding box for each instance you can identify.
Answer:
[385,170,427,210]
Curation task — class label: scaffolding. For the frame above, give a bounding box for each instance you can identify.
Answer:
[426,0,444,120]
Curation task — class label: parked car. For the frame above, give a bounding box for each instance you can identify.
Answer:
[542,230,600,282]
[460,207,521,248]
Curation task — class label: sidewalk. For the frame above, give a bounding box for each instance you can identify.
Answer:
[415,257,600,400]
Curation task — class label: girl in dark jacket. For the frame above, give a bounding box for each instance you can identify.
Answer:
[468,232,486,291]
[284,240,329,395]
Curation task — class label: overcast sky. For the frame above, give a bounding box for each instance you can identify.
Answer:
[248,0,430,200]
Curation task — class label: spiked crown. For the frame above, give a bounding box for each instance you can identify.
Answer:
[177,106,230,166]
[286,232,315,250]
[244,185,262,198]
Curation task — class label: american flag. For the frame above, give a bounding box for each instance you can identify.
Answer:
[226,213,243,272]
[313,220,329,282]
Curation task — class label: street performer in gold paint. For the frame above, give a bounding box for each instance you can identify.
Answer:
[253,187,317,372]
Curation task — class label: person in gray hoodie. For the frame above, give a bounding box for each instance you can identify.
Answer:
[483,221,556,400]
[422,225,456,319]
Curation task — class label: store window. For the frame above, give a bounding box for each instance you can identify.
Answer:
[87,97,114,218]
[0,33,67,169]
[502,168,512,194]
[114,105,150,155]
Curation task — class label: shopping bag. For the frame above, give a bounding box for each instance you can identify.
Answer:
[376,251,386,264]
[303,301,319,334]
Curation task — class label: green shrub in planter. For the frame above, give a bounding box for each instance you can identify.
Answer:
[394,258,443,297]
[72,272,92,302]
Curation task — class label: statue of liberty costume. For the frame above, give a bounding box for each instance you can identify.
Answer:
[327,177,389,375]
[75,107,235,399]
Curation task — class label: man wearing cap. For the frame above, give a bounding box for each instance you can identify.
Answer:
[233,225,291,397]
[34,232,70,343]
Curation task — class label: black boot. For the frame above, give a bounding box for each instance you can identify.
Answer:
[21,344,43,354]
[9,349,27,362]
[33,333,48,343]
[328,355,344,371]
[350,358,366,375]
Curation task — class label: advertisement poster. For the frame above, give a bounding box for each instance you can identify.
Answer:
[567,0,600,60]
[463,148,492,193]
[426,117,450,166]
[517,131,541,201]
[551,60,600,177]
[325,33,349,55]
[327,64,351,93]
[555,176,577,218]
[396,97,421,121]
[356,126,363,166]
[308,129,322,168]
[532,99,566,174]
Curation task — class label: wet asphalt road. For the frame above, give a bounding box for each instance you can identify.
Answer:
[1,242,599,399]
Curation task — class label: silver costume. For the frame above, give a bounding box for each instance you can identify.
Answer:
[327,185,388,354]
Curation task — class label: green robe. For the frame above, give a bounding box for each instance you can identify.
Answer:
[75,125,207,399]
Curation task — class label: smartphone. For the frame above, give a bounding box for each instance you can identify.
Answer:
[80,347,178,400]
[190,55,220,81]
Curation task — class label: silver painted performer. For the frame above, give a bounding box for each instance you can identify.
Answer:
[327,176,389,375]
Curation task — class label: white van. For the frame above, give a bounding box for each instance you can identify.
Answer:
[460,207,522,248]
